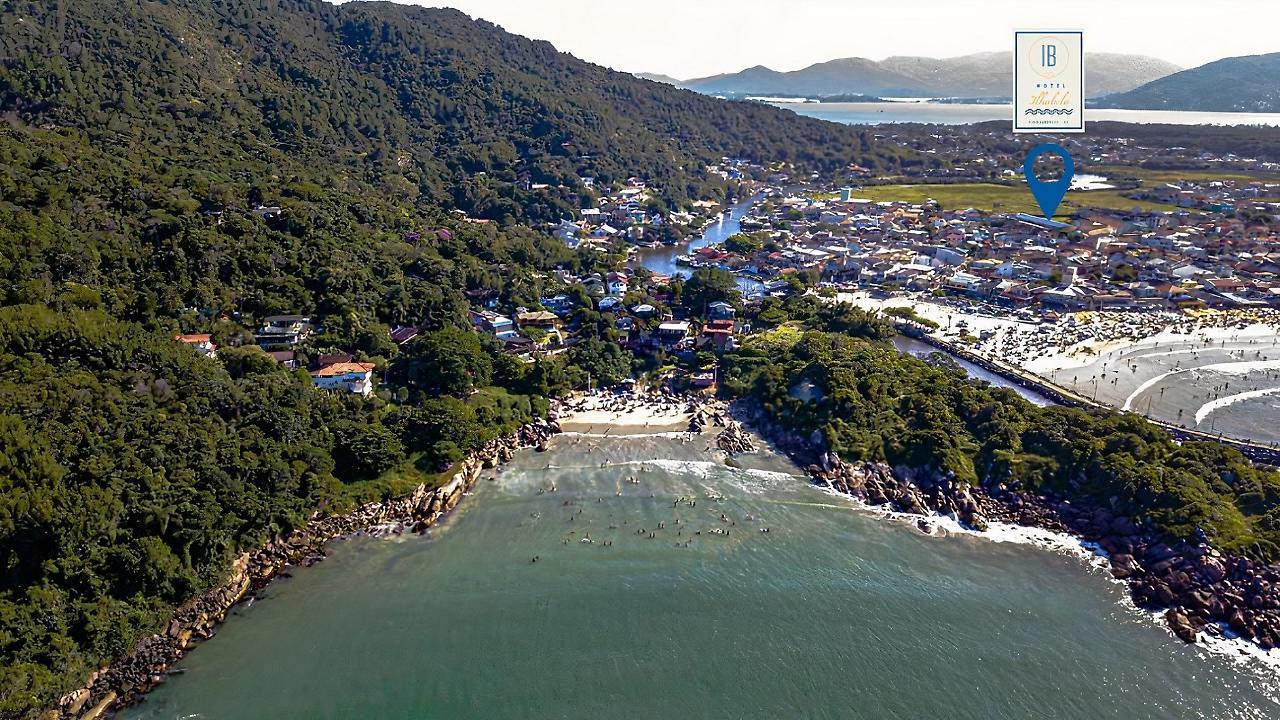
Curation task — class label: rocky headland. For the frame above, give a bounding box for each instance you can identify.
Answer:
[51,421,558,720]
[740,401,1280,654]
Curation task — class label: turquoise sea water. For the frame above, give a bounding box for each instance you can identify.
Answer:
[125,435,1280,719]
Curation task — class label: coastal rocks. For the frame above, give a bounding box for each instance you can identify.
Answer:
[808,457,990,532]
[1109,553,1141,579]
[53,421,558,720]
[736,396,1280,653]
[715,422,756,454]
[1165,609,1198,644]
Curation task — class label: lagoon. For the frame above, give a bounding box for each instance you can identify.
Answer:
[774,101,1280,127]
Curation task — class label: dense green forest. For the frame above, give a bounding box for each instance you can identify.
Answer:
[721,323,1280,560]
[1,1,1279,717]
[0,300,568,716]
[0,0,917,224]
[0,0,920,714]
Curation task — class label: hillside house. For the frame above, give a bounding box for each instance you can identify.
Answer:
[175,333,217,357]
[256,315,312,348]
[310,362,376,396]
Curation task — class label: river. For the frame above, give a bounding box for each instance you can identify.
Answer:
[632,198,764,297]
[893,336,1055,407]
[125,433,1280,719]
[772,101,1280,127]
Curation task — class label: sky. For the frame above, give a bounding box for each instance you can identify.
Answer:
[384,0,1278,79]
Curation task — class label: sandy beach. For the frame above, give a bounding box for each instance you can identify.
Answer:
[554,391,705,434]
[839,292,1280,371]
[839,292,1280,444]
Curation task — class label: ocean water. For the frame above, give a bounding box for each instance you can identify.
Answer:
[774,101,1280,127]
[125,435,1280,720]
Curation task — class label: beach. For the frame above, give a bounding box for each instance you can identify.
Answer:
[554,391,695,433]
[839,292,1280,444]
[123,408,1280,720]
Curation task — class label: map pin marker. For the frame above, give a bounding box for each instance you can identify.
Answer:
[1023,143,1075,220]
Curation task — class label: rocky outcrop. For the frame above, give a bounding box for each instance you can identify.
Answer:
[715,422,756,454]
[1047,500,1280,650]
[737,397,1280,652]
[687,399,730,434]
[809,456,990,532]
[52,421,557,720]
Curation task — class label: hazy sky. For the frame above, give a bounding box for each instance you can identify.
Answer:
[386,0,1277,79]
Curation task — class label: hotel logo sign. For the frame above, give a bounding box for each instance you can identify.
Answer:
[1014,31,1084,133]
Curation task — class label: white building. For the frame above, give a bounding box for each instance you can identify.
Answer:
[310,362,376,396]
[175,333,217,357]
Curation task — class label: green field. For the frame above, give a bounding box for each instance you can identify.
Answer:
[842,182,1174,217]
[1089,165,1280,184]
[827,163,1280,216]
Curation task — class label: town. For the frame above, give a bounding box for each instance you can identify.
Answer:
[171,136,1280,415]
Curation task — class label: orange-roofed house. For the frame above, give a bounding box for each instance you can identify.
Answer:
[175,333,217,357]
[310,362,376,396]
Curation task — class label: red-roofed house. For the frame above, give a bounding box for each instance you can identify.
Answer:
[175,333,217,357]
[310,362,376,396]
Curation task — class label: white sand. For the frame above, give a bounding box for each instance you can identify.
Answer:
[558,395,691,430]
[834,292,1280,380]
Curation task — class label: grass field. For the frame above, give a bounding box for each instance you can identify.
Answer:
[826,163,1280,217]
[1089,165,1280,184]
[843,182,1174,218]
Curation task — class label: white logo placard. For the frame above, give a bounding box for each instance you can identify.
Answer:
[1013,31,1084,133]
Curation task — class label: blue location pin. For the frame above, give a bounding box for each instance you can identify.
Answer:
[1023,143,1074,220]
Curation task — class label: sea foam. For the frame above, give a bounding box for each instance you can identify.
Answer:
[816,485,1280,673]
[1195,387,1280,426]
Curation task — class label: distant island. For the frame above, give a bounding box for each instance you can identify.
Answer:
[1095,52,1280,113]
[676,52,1180,100]
[650,50,1280,114]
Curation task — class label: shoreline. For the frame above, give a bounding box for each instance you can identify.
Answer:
[54,391,1280,717]
[838,293,1280,376]
[848,292,1280,450]
[51,421,558,720]
[825,488,1280,671]
[735,397,1280,660]
[549,394,1280,666]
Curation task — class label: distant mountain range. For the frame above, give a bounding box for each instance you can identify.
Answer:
[1094,52,1280,113]
[667,52,1181,99]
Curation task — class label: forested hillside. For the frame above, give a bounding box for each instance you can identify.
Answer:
[722,328,1280,560]
[0,1,919,715]
[1095,52,1280,113]
[0,0,920,320]
[1,0,910,224]
[6,1,1277,716]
